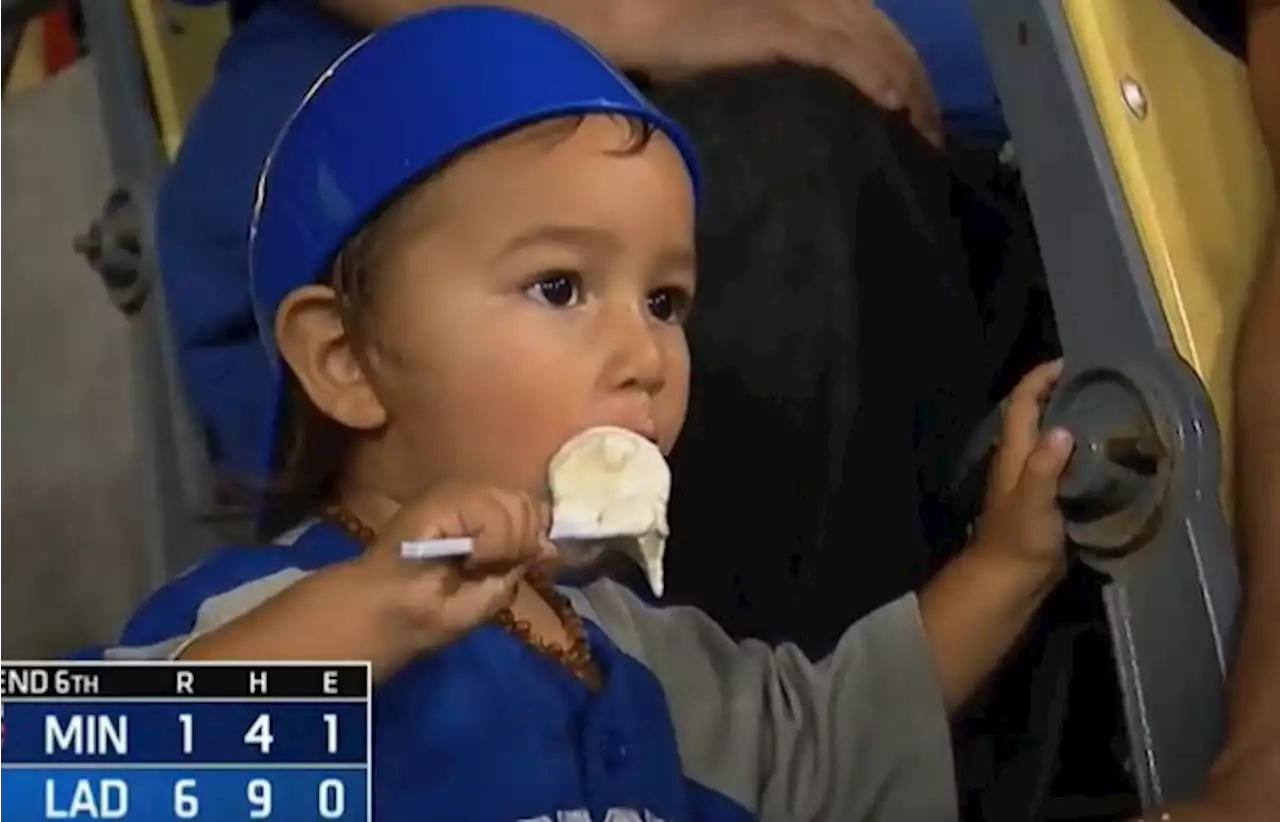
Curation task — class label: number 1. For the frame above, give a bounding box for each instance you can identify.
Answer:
[323,713,338,755]
[178,713,193,755]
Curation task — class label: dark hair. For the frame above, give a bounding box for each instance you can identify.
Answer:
[234,114,659,541]
[641,64,1033,644]
[212,213,388,543]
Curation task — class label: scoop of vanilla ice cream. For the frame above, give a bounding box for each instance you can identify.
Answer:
[548,426,671,596]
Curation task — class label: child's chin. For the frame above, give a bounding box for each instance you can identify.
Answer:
[541,543,625,589]
[552,543,608,574]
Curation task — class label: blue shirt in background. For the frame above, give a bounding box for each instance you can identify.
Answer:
[212,0,1009,136]
[876,0,1006,140]
[157,2,357,481]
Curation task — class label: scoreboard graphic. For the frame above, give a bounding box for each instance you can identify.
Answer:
[1,661,371,821]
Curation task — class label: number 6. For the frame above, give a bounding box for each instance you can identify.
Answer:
[174,779,198,819]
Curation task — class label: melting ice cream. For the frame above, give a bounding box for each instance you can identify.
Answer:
[548,426,671,597]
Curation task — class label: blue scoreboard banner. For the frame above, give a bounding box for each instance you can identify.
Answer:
[1,661,371,821]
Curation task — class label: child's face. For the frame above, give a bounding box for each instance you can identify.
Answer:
[282,115,696,502]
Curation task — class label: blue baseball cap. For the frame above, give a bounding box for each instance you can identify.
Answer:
[245,5,699,509]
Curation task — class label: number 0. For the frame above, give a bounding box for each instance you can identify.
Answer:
[318,779,345,819]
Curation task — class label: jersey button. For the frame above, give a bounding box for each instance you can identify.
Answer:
[601,732,628,770]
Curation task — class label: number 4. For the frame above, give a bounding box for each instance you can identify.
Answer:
[244,713,274,754]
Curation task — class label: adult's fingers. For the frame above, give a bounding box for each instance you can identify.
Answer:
[813,10,909,109]
[871,9,943,144]
[636,0,941,146]
[808,3,942,143]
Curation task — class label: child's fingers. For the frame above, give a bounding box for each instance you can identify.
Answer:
[438,566,524,634]
[1003,359,1064,439]
[1015,358,1065,402]
[992,359,1066,495]
[1017,427,1075,504]
[454,489,549,572]
[380,485,549,572]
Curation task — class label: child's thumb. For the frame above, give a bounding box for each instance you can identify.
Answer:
[1020,427,1075,502]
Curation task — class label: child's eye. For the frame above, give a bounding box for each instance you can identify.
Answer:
[647,287,692,324]
[524,271,584,308]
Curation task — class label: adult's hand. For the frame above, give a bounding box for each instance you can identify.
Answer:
[1131,742,1280,819]
[1135,760,1279,822]
[319,0,944,145]
[1215,2,1280,822]
[617,0,942,145]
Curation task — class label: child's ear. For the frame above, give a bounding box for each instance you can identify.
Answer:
[275,285,388,431]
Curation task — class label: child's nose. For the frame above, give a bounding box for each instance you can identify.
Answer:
[601,306,666,396]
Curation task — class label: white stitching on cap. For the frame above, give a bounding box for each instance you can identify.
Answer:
[247,31,375,316]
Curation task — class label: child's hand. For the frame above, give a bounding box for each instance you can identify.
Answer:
[359,484,557,656]
[974,360,1075,574]
[918,361,1076,713]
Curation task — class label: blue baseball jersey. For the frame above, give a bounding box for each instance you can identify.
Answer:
[105,521,955,821]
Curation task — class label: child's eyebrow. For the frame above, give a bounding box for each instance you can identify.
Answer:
[659,247,697,274]
[497,225,696,273]
[498,225,620,256]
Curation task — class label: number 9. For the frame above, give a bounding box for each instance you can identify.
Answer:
[248,778,272,819]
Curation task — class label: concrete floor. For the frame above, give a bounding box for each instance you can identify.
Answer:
[2,60,154,657]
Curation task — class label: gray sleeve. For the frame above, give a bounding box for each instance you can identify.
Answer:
[567,581,956,822]
[104,568,312,661]
[105,525,318,660]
